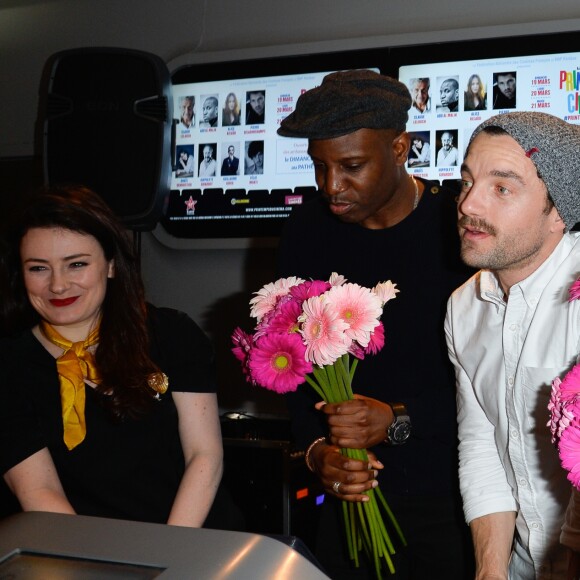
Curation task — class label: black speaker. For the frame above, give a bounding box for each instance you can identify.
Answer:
[42,47,172,231]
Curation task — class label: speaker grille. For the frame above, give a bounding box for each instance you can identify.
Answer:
[135,95,169,122]
[46,93,73,119]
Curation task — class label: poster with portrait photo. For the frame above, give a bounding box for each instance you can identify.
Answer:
[492,71,517,109]
[407,131,431,168]
[245,90,265,125]
[175,144,195,178]
[198,143,217,177]
[435,129,459,167]
[400,48,580,185]
[436,76,460,112]
[409,77,432,115]
[221,92,241,127]
[175,95,196,131]
[463,74,487,111]
[199,94,219,128]
[220,142,241,176]
[244,140,264,175]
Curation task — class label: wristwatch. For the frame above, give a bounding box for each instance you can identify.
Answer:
[384,402,411,445]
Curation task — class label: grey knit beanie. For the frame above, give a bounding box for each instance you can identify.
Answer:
[277,69,412,139]
[470,112,580,231]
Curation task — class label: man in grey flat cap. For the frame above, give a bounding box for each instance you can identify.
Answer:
[446,111,580,579]
[277,69,474,578]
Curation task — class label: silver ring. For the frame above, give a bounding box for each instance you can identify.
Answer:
[332,481,342,494]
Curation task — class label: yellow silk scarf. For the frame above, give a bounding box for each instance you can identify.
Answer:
[39,321,100,450]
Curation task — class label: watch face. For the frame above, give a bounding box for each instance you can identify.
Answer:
[392,421,411,443]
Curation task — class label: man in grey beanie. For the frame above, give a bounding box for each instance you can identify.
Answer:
[277,69,474,578]
[446,111,580,578]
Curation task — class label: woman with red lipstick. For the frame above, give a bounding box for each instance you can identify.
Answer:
[0,185,223,528]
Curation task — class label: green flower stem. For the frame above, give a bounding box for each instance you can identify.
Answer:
[305,355,405,578]
[356,501,372,551]
[345,430,397,573]
[362,500,380,577]
[349,356,359,384]
[342,501,353,560]
[347,501,359,567]
[304,374,325,400]
[376,487,407,547]
[326,363,342,401]
[337,358,354,400]
[310,366,331,399]
[372,494,396,575]
[374,501,396,557]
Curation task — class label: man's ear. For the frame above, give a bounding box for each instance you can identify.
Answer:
[393,131,411,165]
[549,208,566,234]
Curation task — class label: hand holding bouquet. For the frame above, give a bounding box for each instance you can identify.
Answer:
[232,273,405,578]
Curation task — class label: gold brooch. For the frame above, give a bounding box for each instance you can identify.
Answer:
[148,372,169,394]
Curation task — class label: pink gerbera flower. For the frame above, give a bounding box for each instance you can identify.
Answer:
[569,277,580,302]
[326,283,382,348]
[557,364,580,402]
[290,280,331,302]
[348,341,366,360]
[548,377,564,442]
[559,405,577,441]
[372,281,400,305]
[329,272,347,286]
[231,327,254,382]
[260,299,302,336]
[249,276,304,321]
[248,332,312,393]
[559,420,580,489]
[365,321,385,355]
[299,296,350,366]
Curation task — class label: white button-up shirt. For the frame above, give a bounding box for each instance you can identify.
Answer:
[445,233,580,579]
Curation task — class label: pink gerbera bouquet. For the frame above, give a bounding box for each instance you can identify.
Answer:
[548,366,580,489]
[548,278,580,490]
[232,273,405,578]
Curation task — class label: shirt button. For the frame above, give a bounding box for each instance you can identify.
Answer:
[510,323,517,331]
[531,522,539,529]
[511,429,519,438]
[508,376,514,386]
[519,478,527,487]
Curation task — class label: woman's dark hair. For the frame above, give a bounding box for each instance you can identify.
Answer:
[0,184,160,419]
[247,140,263,159]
